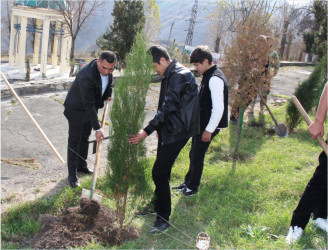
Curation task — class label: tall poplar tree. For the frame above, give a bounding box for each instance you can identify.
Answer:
[106,32,153,243]
[143,0,161,44]
[96,0,145,68]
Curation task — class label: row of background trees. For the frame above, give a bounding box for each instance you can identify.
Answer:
[207,0,326,62]
[1,0,327,72]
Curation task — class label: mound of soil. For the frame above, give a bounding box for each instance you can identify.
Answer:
[79,197,101,216]
[21,205,139,249]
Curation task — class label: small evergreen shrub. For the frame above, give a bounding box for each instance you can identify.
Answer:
[286,56,327,131]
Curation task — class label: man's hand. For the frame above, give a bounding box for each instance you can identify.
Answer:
[107,97,113,102]
[128,130,148,144]
[95,130,105,143]
[201,130,212,142]
[308,121,324,140]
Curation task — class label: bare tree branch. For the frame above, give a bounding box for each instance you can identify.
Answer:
[53,0,104,76]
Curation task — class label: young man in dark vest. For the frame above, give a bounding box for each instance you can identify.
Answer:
[173,45,228,196]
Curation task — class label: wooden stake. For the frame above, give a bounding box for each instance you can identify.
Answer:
[291,95,327,155]
[1,72,65,163]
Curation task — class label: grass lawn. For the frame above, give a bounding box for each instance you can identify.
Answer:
[2,103,327,249]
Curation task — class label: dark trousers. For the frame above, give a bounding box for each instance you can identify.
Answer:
[67,120,92,180]
[152,138,189,221]
[184,129,220,191]
[290,151,327,229]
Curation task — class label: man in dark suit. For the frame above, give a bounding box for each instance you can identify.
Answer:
[64,51,116,188]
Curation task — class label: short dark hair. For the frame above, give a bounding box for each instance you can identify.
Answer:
[190,45,213,65]
[148,45,171,63]
[99,51,117,63]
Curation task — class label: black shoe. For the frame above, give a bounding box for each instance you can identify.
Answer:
[149,218,170,234]
[182,187,198,196]
[68,176,80,188]
[77,166,93,175]
[172,182,186,190]
[136,202,156,216]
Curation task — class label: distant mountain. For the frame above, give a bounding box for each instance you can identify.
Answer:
[75,0,213,52]
[1,0,214,54]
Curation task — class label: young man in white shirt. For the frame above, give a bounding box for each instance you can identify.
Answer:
[173,45,229,196]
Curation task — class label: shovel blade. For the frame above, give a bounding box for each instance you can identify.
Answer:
[81,188,102,203]
[274,123,288,138]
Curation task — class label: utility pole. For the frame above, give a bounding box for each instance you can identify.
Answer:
[167,21,174,47]
[184,0,198,49]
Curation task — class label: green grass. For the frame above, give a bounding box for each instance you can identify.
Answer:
[1,103,327,249]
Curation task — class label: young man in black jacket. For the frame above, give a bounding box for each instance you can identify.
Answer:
[128,45,199,234]
[64,51,116,188]
[173,45,228,196]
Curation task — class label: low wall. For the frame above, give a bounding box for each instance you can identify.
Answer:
[1,61,315,100]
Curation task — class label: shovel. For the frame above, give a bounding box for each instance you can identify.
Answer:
[258,91,288,138]
[79,100,109,216]
[291,95,327,155]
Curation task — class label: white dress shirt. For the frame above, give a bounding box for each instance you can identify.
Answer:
[100,74,109,96]
[205,76,224,133]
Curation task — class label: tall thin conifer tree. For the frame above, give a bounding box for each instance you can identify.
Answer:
[106,32,153,242]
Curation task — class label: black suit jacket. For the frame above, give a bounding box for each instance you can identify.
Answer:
[64,59,112,130]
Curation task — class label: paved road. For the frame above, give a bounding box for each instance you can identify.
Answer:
[1,84,160,213]
[0,66,313,213]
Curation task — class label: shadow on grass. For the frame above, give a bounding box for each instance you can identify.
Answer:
[208,120,268,164]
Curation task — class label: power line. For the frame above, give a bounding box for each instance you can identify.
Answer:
[184,0,198,48]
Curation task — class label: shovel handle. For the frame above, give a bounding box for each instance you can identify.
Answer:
[258,91,279,126]
[291,95,327,155]
[90,100,109,199]
[100,100,109,129]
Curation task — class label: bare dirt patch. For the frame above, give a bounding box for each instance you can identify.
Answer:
[20,205,138,249]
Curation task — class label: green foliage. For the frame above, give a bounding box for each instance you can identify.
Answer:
[25,59,30,82]
[96,0,145,68]
[106,33,153,228]
[312,0,327,58]
[286,57,327,131]
[303,32,315,53]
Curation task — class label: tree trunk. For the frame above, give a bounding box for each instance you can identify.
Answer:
[298,51,302,61]
[286,33,293,61]
[69,39,75,77]
[214,35,221,53]
[116,191,127,245]
[279,20,289,60]
[234,107,244,160]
